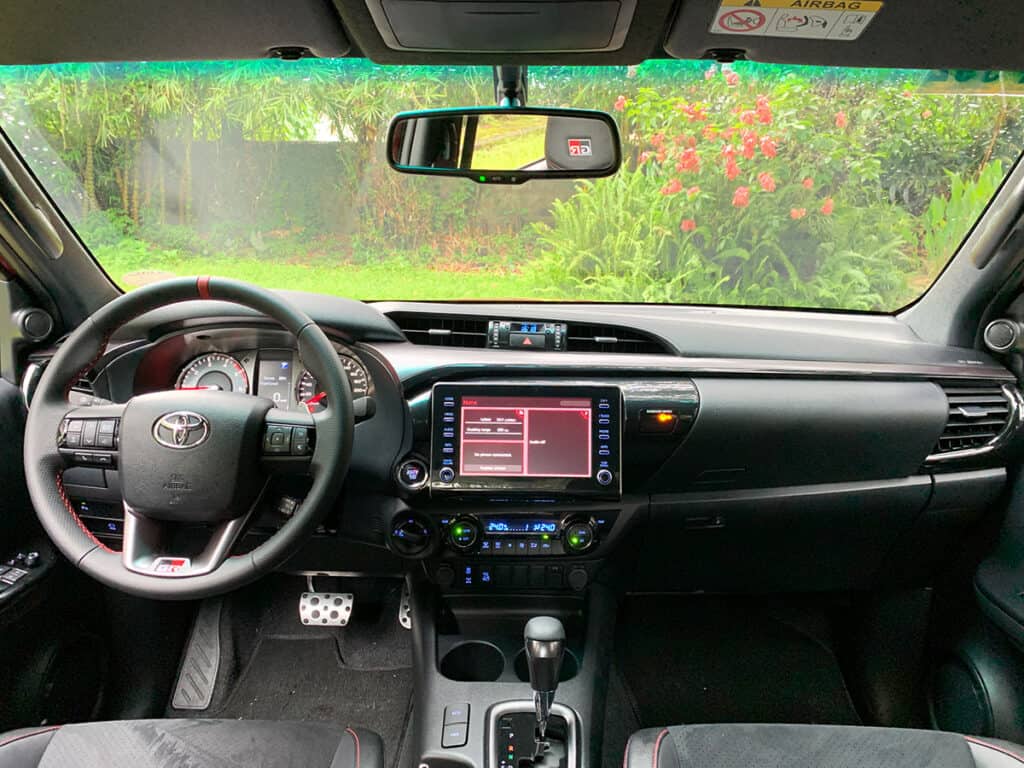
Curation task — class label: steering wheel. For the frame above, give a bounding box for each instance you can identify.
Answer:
[23,277,354,600]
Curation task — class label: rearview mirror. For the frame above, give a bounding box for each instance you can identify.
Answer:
[386,107,621,183]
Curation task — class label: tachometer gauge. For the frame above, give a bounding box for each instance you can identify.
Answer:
[295,355,370,412]
[176,353,250,393]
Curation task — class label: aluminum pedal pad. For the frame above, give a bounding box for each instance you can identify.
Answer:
[399,582,412,630]
[299,591,353,626]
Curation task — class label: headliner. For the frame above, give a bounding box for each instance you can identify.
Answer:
[1,0,1022,71]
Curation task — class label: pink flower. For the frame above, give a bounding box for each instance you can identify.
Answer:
[702,126,718,141]
[756,95,770,110]
[740,110,757,125]
[704,66,716,80]
[638,151,651,164]
[820,197,834,215]
[656,149,667,163]
[614,95,627,112]
[725,158,741,181]
[835,111,848,129]
[759,137,777,158]
[802,177,814,190]
[790,207,807,220]
[757,171,776,192]
[686,185,701,198]
[680,218,697,232]
[725,71,740,86]
[661,179,684,196]
[676,148,700,173]
[757,106,773,124]
[732,186,751,208]
[921,108,933,119]
[651,133,666,148]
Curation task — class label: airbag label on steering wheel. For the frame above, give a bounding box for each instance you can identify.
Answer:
[710,0,883,41]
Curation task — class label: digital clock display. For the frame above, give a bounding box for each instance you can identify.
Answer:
[484,519,559,534]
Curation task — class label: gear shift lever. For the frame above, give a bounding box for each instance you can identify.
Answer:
[524,616,566,759]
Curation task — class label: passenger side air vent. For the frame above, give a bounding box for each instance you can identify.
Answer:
[932,383,1014,456]
[566,323,673,355]
[390,313,488,348]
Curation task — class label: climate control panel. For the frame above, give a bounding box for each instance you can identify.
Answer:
[437,513,613,557]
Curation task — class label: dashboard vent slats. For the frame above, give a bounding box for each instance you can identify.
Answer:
[933,384,1011,455]
[390,313,488,348]
[566,323,671,355]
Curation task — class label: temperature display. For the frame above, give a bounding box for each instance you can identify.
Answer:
[484,519,559,534]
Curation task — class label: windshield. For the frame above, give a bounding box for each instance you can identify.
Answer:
[0,61,1022,311]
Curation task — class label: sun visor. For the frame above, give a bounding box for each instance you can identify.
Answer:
[0,0,350,64]
[664,0,1024,71]
[365,0,637,52]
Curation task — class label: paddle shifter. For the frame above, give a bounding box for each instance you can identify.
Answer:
[524,616,566,760]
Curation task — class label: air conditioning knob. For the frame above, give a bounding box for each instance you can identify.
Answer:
[448,517,481,552]
[563,521,596,554]
[389,513,433,557]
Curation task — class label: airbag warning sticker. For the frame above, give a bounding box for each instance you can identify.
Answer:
[711,0,883,41]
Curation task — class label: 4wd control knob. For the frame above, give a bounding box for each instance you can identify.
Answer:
[448,517,481,552]
[563,521,596,554]
[389,513,433,557]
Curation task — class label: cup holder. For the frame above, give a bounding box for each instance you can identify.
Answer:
[439,641,506,682]
[513,648,580,683]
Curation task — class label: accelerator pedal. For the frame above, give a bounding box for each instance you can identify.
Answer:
[171,598,222,711]
[399,581,412,630]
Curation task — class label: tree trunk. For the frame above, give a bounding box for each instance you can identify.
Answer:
[181,140,193,226]
[83,142,95,217]
[158,137,166,225]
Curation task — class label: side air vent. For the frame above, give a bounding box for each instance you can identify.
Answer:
[929,383,1019,460]
[566,323,672,355]
[390,313,488,348]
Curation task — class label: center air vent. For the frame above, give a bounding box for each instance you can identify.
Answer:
[566,323,673,355]
[931,383,1016,458]
[390,313,488,348]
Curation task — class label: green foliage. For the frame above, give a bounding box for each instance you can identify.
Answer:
[921,160,1007,270]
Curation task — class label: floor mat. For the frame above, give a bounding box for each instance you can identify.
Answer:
[170,577,414,768]
[616,596,861,733]
[208,636,413,755]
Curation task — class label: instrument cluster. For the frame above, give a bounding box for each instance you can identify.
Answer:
[174,348,372,413]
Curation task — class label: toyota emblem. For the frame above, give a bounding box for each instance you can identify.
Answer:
[153,411,210,449]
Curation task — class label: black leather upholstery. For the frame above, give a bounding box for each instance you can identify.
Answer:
[624,724,1024,768]
[0,720,382,768]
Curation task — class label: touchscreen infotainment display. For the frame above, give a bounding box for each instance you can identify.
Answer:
[460,396,592,478]
[430,384,622,496]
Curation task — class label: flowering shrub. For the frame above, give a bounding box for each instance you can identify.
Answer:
[532,64,1022,310]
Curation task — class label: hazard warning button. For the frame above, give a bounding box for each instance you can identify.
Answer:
[510,332,547,348]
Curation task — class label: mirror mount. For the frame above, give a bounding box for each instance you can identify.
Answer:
[493,65,528,107]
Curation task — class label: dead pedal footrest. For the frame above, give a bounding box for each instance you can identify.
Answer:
[171,598,222,711]
[300,591,353,626]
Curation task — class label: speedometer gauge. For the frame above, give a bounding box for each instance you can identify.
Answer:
[295,355,370,412]
[176,353,250,393]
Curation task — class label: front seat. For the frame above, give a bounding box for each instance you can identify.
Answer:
[625,724,1024,768]
[0,719,382,768]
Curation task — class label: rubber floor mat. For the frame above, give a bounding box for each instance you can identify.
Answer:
[616,596,861,729]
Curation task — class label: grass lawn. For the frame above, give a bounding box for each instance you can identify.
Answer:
[97,247,545,301]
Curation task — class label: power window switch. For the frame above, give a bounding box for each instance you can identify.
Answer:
[444,703,470,726]
[441,723,468,748]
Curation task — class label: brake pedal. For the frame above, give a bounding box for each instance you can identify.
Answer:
[399,582,412,630]
[300,591,353,626]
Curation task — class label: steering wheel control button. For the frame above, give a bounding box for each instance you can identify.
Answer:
[595,469,614,486]
[448,518,480,551]
[442,723,469,749]
[97,419,118,448]
[263,425,292,454]
[291,427,311,456]
[80,420,98,447]
[397,458,429,490]
[564,521,596,553]
[438,466,456,483]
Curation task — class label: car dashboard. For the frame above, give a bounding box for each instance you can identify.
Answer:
[35,293,1023,596]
